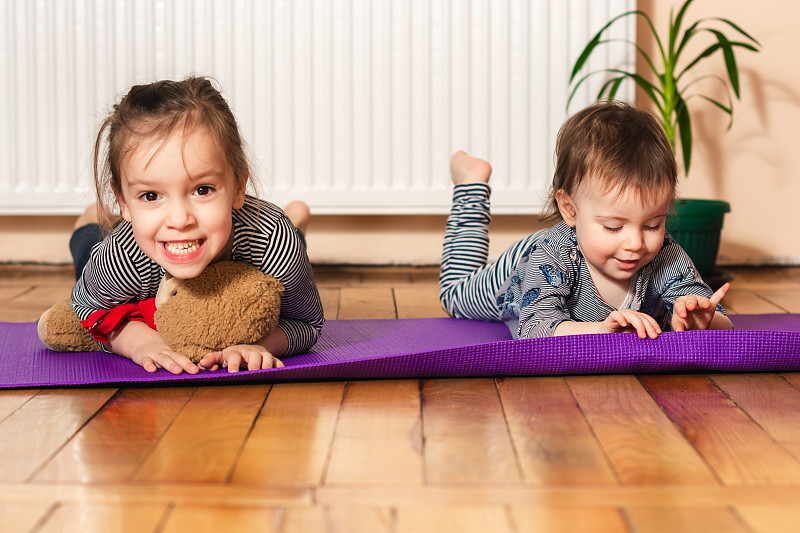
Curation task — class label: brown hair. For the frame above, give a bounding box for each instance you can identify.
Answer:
[542,100,677,221]
[92,76,251,230]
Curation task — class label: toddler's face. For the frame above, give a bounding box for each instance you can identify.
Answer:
[115,126,245,280]
[560,176,672,292]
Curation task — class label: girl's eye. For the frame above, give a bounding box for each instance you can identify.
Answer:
[195,186,214,196]
[645,224,663,231]
[603,226,622,233]
[140,192,159,202]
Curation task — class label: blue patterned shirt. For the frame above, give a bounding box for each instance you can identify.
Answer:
[496,221,723,338]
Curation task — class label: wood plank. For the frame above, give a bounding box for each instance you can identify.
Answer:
[566,375,717,485]
[422,378,521,485]
[638,375,800,485]
[325,380,423,485]
[38,503,168,533]
[748,287,800,313]
[318,287,341,320]
[162,505,282,533]
[0,502,54,533]
[282,507,326,533]
[720,288,787,314]
[326,506,394,533]
[0,388,116,482]
[710,374,800,462]
[358,269,413,286]
[394,285,448,319]
[9,482,800,509]
[737,505,800,533]
[625,507,750,533]
[729,267,800,286]
[511,506,629,533]
[780,372,800,390]
[3,284,73,322]
[395,505,514,533]
[497,377,618,486]
[0,389,38,421]
[133,385,269,484]
[337,287,397,319]
[229,382,345,486]
[35,387,194,483]
[0,482,310,507]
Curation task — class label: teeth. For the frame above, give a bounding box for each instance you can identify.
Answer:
[164,240,201,255]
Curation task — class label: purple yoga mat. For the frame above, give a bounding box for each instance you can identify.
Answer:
[1,315,799,389]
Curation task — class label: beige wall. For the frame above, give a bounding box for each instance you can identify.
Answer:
[638,0,800,265]
[1,0,797,266]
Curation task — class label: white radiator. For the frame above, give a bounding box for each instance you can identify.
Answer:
[0,0,634,215]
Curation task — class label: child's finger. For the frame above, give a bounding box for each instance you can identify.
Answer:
[610,311,628,328]
[624,313,649,339]
[709,283,731,306]
[637,313,661,339]
[246,352,263,371]
[173,355,200,375]
[673,297,689,318]
[141,357,158,373]
[199,351,223,371]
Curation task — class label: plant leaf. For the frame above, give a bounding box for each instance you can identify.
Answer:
[597,76,626,100]
[707,29,740,98]
[675,20,701,61]
[675,96,693,174]
[678,40,759,84]
[669,0,694,64]
[696,94,735,128]
[709,17,762,47]
[570,11,637,83]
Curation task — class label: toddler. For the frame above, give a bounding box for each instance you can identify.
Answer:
[439,101,732,339]
[70,76,324,373]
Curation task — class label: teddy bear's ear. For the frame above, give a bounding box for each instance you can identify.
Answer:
[155,274,184,309]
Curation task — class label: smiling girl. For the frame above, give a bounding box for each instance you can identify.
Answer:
[439,101,732,339]
[71,76,324,373]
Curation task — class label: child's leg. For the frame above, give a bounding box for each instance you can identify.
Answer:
[284,200,310,249]
[439,152,529,321]
[69,204,103,281]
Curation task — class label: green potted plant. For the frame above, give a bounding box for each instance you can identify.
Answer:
[567,0,760,284]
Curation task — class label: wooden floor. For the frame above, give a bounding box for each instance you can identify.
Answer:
[1,265,800,532]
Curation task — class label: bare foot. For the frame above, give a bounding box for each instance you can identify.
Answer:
[450,151,492,185]
[73,203,100,230]
[284,201,311,234]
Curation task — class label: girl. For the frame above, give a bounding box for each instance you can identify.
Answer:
[71,76,324,374]
[439,100,732,340]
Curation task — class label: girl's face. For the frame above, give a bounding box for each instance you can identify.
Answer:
[557,175,672,296]
[116,126,246,280]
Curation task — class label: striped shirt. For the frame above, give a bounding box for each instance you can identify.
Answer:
[71,195,324,355]
[497,220,722,338]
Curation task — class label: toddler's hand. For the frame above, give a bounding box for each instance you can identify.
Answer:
[601,309,662,339]
[671,283,730,332]
[199,345,284,373]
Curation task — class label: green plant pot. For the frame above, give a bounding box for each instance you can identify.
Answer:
[666,199,730,281]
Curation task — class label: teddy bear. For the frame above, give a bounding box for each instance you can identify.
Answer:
[37,260,284,363]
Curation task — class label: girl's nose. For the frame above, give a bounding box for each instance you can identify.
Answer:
[166,199,196,229]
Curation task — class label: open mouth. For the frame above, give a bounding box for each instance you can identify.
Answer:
[161,239,205,260]
[614,258,639,270]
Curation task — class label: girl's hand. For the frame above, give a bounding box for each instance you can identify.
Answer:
[130,343,200,374]
[671,283,730,332]
[199,345,285,373]
[600,309,662,339]
[108,320,200,374]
